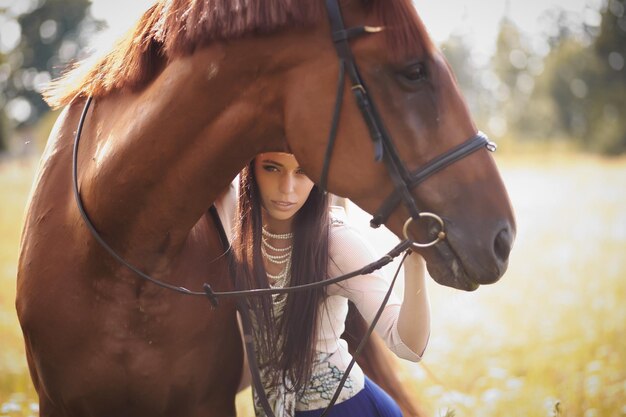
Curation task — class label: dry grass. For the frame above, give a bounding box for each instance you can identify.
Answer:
[1,152,625,416]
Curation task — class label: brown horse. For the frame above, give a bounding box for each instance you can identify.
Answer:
[16,0,515,416]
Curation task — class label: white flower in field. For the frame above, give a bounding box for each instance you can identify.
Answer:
[585,375,600,396]
[409,363,427,380]
[506,377,524,391]
[424,385,445,398]
[440,390,476,408]
[481,388,502,405]
[487,366,507,379]
[1,400,22,414]
[543,398,561,417]
[586,360,602,373]
[584,408,598,417]
[438,406,457,417]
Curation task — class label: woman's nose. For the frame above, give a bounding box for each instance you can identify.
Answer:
[279,174,295,194]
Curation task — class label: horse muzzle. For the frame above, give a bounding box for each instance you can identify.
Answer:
[424,218,515,291]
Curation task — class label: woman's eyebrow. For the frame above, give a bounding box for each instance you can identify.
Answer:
[261,159,302,171]
[261,159,283,167]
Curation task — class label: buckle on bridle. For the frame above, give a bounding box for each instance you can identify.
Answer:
[364,26,384,33]
[402,212,446,249]
[351,84,366,94]
[332,26,384,43]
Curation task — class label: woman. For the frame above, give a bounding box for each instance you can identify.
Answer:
[232,152,430,417]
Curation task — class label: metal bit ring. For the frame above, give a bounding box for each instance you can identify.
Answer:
[402,212,446,249]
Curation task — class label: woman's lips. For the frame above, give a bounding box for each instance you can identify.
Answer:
[271,200,296,211]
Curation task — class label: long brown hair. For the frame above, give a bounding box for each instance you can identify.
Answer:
[232,158,330,392]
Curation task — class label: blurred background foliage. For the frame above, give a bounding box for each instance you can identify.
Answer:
[0,0,101,152]
[442,0,625,155]
[0,0,624,155]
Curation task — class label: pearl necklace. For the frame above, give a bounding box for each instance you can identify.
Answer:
[261,226,293,289]
[262,228,293,240]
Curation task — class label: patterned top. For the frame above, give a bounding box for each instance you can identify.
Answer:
[249,206,422,417]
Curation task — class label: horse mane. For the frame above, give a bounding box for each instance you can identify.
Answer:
[43,0,434,108]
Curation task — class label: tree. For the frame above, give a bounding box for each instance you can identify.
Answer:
[520,0,626,154]
[536,39,598,140]
[0,0,98,151]
[517,8,592,142]
[441,34,495,129]
[490,17,541,139]
[0,53,8,151]
[588,0,626,154]
[441,33,496,133]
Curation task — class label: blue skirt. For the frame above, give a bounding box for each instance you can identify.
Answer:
[295,377,403,417]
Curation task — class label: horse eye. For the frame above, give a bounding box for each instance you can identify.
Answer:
[402,63,427,83]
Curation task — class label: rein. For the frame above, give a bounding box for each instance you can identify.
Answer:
[72,96,411,302]
[72,99,412,300]
[73,96,411,417]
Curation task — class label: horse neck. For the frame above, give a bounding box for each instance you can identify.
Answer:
[80,36,306,267]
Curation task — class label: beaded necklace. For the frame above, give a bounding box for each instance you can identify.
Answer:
[261,226,294,313]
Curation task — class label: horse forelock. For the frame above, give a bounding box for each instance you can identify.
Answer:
[44,0,434,108]
[373,0,436,63]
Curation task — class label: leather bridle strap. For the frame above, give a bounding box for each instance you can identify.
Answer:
[370,132,495,228]
[321,0,420,222]
[238,301,276,416]
[201,239,411,306]
[319,59,345,192]
[210,209,279,417]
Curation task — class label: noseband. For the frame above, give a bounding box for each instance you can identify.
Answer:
[319,0,496,248]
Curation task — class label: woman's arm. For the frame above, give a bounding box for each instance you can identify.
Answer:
[396,252,430,358]
[328,222,431,362]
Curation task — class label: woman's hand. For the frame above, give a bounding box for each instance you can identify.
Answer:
[396,251,430,358]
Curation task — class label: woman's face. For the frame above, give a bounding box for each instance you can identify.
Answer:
[254,153,315,223]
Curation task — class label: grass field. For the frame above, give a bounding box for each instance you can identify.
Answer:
[1,152,625,416]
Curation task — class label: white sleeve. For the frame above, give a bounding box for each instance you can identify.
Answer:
[327,224,423,362]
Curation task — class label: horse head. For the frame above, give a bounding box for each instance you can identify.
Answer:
[43,0,515,291]
[284,0,516,291]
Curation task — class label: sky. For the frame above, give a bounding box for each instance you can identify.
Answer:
[414,0,598,60]
[90,0,601,60]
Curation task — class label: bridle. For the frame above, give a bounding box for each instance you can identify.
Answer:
[71,0,498,416]
[319,0,496,249]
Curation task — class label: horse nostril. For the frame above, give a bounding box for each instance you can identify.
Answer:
[493,227,512,263]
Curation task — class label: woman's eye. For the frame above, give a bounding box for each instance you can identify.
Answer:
[402,63,427,83]
[263,165,279,172]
